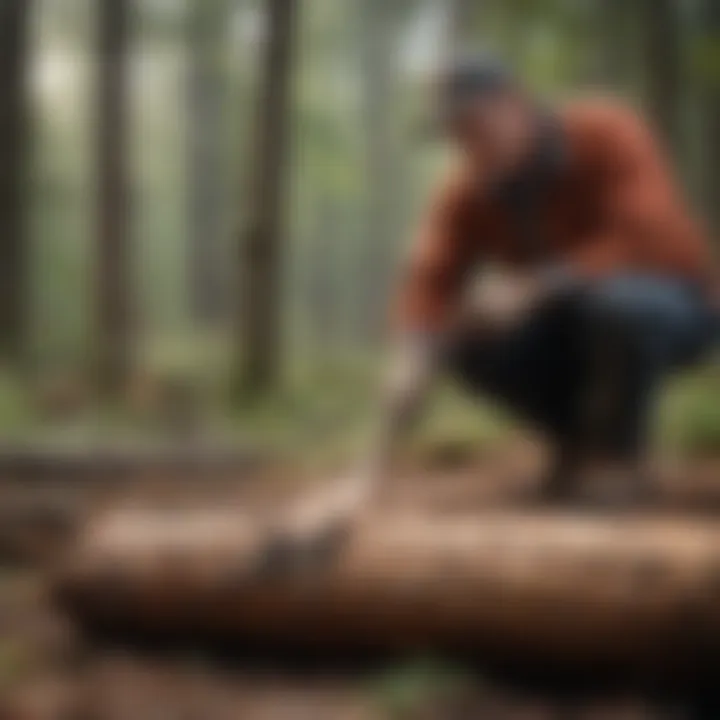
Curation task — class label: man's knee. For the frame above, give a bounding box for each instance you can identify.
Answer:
[577,274,711,372]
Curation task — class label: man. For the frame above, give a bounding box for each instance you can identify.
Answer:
[282,53,717,540]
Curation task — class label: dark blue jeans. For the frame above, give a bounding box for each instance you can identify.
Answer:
[447,274,717,457]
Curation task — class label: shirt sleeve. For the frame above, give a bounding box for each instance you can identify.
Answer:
[393,175,476,334]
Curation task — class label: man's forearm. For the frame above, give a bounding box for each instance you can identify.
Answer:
[355,334,442,493]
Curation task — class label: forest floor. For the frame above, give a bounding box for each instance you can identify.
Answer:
[1,435,720,719]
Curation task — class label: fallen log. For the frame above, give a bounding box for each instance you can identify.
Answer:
[0,443,264,484]
[54,509,720,673]
[0,498,78,564]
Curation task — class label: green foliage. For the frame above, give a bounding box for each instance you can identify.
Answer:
[0,372,35,436]
[371,657,476,719]
[0,641,31,690]
[690,35,720,85]
[0,572,42,691]
[21,0,720,438]
[662,369,720,455]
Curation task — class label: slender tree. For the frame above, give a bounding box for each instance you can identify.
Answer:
[595,0,626,88]
[358,0,397,340]
[97,0,132,398]
[641,0,682,159]
[356,0,419,342]
[236,0,298,395]
[449,0,479,48]
[306,198,340,358]
[186,0,228,326]
[698,0,720,236]
[0,0,31,363]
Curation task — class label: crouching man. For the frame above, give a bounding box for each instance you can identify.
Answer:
[285,53,718,539]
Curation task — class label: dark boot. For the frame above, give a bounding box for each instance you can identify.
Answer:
[574,457,657,510]
[536,445,584,503]
[538,443,657,509]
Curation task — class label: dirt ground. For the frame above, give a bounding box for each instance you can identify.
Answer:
[1,438,720,719]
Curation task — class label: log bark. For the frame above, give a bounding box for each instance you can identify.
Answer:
[57,509,720,671]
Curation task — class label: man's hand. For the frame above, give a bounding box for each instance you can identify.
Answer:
[255,475,371,577]
[464,272,544,331]
[256,335,439,575]
[462,266,576,334]
[281,474,371,540]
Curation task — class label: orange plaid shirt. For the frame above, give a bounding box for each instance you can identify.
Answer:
[396,99,713,332]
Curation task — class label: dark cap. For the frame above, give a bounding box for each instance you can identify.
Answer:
[430,51,516,132]
[438,50,515,106]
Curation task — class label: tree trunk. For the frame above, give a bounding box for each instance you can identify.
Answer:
[236,0,298,396]
[358,0,401,342]
[448,0,479,48]
[97,0,132,399]
[698,0,720,237]
[641,0,682,160]
[307,199,339,359]
[186,0,228,326]
[0,0,31,364]
[596,0,626,88]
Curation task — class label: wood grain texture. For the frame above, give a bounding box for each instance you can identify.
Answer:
[55,509,720,669]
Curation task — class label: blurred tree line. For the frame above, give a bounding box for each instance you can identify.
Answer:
[0,0,718,405]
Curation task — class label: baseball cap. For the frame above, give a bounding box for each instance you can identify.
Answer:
[430,50,517,133]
